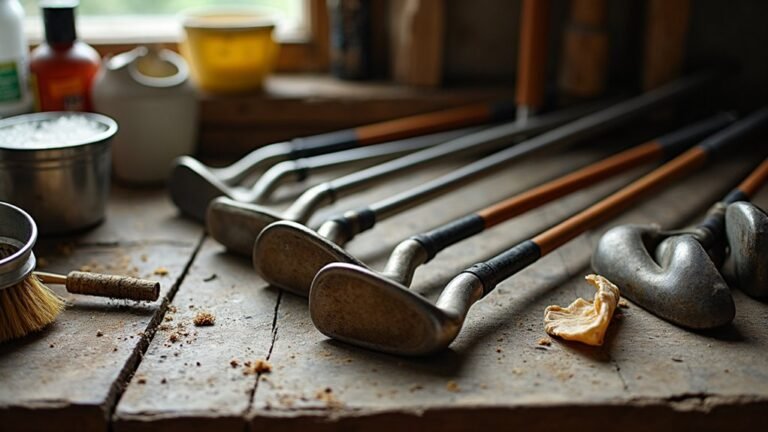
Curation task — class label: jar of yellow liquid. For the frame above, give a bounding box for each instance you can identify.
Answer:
[180,7,278,93]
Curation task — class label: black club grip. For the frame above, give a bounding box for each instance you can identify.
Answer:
[289,129,360,159]
[411,214,486,263]
[656,112,736,157]
[465,240,542,296]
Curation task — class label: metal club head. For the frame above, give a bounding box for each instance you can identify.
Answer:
[724,202,768,298]
[253,221,363,296]
[592,225,735,329]
[310,265,483,355]
[592,224,735,329]
[206,197,286,256]
[170,156,236,221]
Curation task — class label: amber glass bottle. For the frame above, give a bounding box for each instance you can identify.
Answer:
[29,1,99,112]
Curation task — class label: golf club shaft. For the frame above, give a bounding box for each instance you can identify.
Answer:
[324,71,719,240]
[409,113,735,262]
[467,106,768,294]
[205,102,517,185]
[516,0,550,120]
[695,155,768,247]
[281,102,599,222]
[245,127,482,203]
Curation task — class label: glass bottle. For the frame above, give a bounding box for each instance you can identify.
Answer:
[29,0,99,112]
[0,0,32,116]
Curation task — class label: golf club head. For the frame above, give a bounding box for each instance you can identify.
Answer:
[592,224,735,329]
[253,221,362,296]
[310,263,461,356]
[724,202,768,298]
[206,197,284,256]
[170,156,234,222]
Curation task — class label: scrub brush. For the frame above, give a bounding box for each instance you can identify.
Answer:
[0,202,160,342]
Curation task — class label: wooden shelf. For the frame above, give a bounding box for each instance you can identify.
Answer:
[198,74,515,157]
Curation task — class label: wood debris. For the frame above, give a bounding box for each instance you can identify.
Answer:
[193,311,215,326]
[153,267,169,276]
[446,380,460,392]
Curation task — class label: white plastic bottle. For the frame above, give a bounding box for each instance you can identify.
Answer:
[0,0,32,117]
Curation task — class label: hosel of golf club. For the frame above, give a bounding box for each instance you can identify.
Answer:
[372,113,737,288]
[313,71,721,249]
[464,106,768,301]
[245,127,484,204]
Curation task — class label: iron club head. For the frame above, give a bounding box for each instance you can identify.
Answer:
[206,197,286,256]
[724,202,768,298]
[310,264,483,355]
[592,224,735,329]
[170,156,237,221]
[253,221,363,296]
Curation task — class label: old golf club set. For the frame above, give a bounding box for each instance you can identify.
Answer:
[169,72,768,356]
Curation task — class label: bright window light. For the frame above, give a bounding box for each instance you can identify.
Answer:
[21,0,308,44]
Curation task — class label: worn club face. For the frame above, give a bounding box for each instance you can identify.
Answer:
[252,221,362,296]
[206,198,286,256]
[310,263,457,356]
[592,224,735,329]
[169,157,233,222]
[725,202,768,298]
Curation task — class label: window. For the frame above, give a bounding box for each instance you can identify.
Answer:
[21,0,309,44]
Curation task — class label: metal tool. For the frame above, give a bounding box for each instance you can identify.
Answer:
[169,102,516,219]
[308,108,761,355]
[178,127,479,221]
[209,102,599,255]
[306,114,734,325]
[592,109,768,329]
[253,72,718,295]
[724,200,768,298]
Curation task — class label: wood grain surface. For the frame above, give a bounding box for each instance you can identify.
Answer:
[1,139,766,432]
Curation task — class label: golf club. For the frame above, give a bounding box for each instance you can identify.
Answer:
[724,199,768,298]
[305,114,735,326]
[177,127,480,221]
[253,72,719,295]
[208,101,601,255]
[593,149,768,327]
[309,108,764,355]
[170,102,516,218]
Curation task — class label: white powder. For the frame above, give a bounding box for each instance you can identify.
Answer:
[0,115,107,149]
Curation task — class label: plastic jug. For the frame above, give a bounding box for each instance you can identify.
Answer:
[92,46,198,184]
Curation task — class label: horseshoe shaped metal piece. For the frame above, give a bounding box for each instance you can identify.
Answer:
[591,224,735,329]
[724,201,768,298]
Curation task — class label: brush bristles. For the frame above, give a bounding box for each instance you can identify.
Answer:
[0,276,65,343]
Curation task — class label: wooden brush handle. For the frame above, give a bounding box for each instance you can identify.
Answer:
[36,271,160,301]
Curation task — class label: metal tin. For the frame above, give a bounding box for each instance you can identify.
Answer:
[0,201,37,290]
[0,112,118,234]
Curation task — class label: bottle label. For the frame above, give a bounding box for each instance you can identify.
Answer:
[0,61,23,103]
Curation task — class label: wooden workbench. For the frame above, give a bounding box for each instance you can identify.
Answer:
[1,144,766,432]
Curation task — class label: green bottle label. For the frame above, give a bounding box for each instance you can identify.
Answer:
[0,61,23,103]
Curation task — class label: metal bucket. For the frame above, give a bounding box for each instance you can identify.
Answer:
[0,201,37,290]
[0,112,118,234]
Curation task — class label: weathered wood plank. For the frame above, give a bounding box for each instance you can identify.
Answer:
[112,144,606,431]
[246,153,768,431]
[0,188,203,432]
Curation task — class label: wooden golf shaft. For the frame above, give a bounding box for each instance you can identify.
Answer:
[734,157,768,199]
[515,0,550,111]
[534,107,768,255]
[35,271,160,302]
[291,101,515,158]
[465,107,768,292]
[409,113,734,260]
